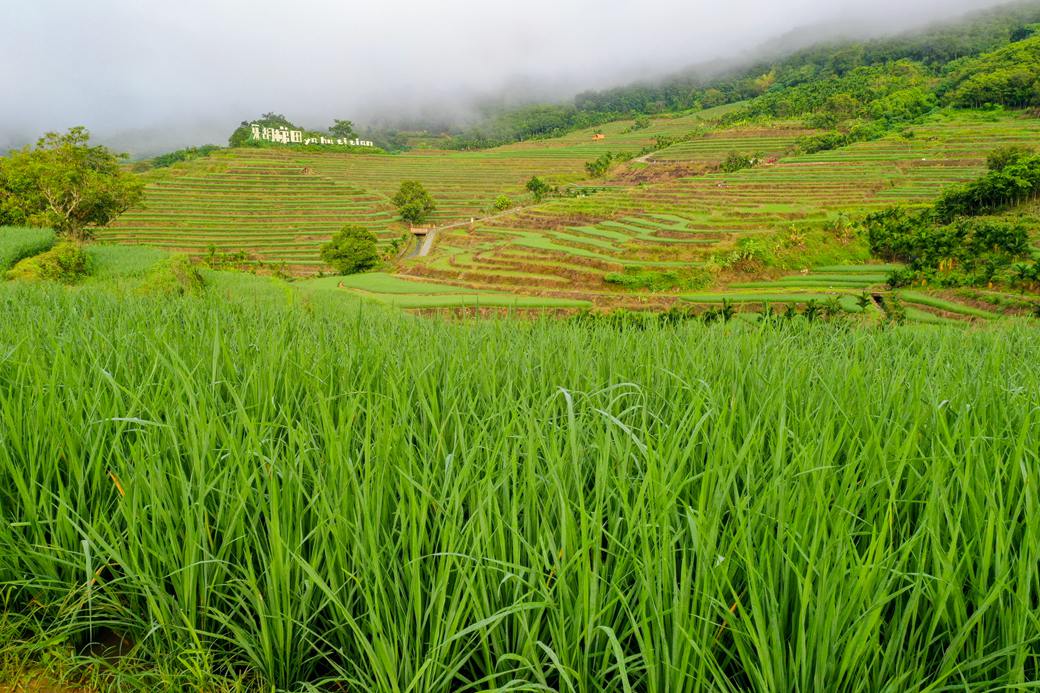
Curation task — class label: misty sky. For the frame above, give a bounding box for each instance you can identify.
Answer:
[0,0,1018,154]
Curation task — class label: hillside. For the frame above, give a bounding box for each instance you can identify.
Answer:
[87,24,1040,321]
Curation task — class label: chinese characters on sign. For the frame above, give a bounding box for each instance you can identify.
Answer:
[250,124,374,147]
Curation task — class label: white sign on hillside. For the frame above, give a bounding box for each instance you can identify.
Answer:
[250,123,374,147]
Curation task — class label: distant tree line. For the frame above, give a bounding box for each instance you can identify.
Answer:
[444,4,1040,150]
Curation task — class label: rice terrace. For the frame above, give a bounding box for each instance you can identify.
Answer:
[2,1,1040,691]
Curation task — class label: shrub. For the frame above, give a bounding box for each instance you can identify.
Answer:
[150,145,222,169]
[138,255,206,296]
[320,225,380,275]
[491,195,513,212]
[797,131,850,154]
[5,241,89,283]
[718,152,757,173]
[585,153,616,178]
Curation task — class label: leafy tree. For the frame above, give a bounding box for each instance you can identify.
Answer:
[391,181,436,225]
[525,176,551,202]
[986,144,1034,171]
[491,195,512,212]
[228,113,297,147]
[329,120,356,139]
[320,224,380,274]
[0,127,144,240]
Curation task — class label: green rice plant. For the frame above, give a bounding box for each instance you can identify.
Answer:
[0,226,56,270]
[0,282,1038,690]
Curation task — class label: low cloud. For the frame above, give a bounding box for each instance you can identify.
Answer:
[0,0,1018,154]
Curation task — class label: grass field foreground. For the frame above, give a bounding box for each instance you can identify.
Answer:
[0,282,1038,691]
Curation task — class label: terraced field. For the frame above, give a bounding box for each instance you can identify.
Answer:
[99,109,1040,317]
[402,111,1040,314]
[99,107,803,273]
[100,155,399,273]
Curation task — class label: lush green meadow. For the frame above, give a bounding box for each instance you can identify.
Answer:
[1,279,1038,691]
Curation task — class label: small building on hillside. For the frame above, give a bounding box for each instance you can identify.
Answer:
[592,133,606,141]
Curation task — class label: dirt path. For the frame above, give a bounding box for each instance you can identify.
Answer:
[406,204,543,258]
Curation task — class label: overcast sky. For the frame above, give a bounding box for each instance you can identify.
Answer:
[0,0,1020,154]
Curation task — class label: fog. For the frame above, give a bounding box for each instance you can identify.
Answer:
[0,0,1021,155]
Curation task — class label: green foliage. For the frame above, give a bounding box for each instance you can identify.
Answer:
[228,112,296,147]
[718,152,757,173]
[0,127,144,240]
[625,115,652,132]
[933,153,1040,221]
[525,176,552,202]
[584,152,616,178]
[866,207,1030,286]
[137,255,206,296]
[5,241,89,283]
[320,224,380,275]
[584,151,633,178]
[148,145,222,169]
[987,144,1035,171]
[3,283,1040,689]
[603,267,710,292]
[0,227,55,270]
[943,35,1040,107]
[798,131,851,154]
[391,180,436,225]
[490,195,513,212]
[328,119,356,139]
[437,4,1040,151]
[868,87,938,123]
[726,60,932,123]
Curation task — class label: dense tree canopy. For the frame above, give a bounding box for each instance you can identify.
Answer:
[942,35,1040,107]
[0,127,144,240]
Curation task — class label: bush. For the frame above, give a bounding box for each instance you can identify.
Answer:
[797,132,850,154]
[584,152,616,178]
[150,145,222,169]
[491,195,513,212]
[320,225,380,275]
[718,152,757,173]
[866,206,1030,286]
[5,241,89,283]
[138,255,206,296]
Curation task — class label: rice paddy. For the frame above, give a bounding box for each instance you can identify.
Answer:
[86,109,1040,318]
[1,279,1038,691]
